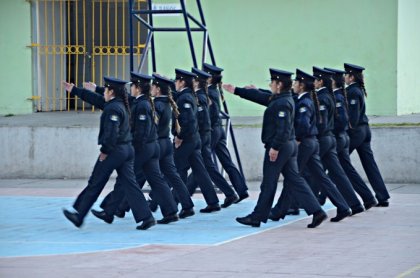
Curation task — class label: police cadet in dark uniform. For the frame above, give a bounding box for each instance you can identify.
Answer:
[62,77,155,230]
[310,67,365,215]
[271,69,351,222]
[323,67,378,209]
[92,72,179,225]
[186,68,240,208]
[223,68,327,228]
[343,63,390,207]
[172,68,221,213]
[202,63,249,202]
[148,73,195,218]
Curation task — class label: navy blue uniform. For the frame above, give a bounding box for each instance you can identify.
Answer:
[186,88,237,199]
[69,87,152,225]
[208,85,249,198]
[144,95,194,210]
[307,87,364,210]
[234,87,322,222]
[332,89,376,205]
[344,83,390,202]
[101,94,178,218]
[272,92,350,216]
[172,88,220,206]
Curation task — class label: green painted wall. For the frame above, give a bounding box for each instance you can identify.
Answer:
[0,0,32,115]
[150,0,398,116]
[397,0,420,115]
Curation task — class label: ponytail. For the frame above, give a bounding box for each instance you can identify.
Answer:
[160,83,181,134]
[350,72,367,97]
[138,81,158,124]
[111,85,131,120]
[305,81,322,124]
[197,77,211,104]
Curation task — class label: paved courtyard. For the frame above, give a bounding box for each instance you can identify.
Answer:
[0,180,419,277]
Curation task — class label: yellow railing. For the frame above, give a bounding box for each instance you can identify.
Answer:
[30,0,146,112]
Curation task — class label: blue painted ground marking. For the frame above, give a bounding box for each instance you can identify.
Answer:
[0,196,334,257]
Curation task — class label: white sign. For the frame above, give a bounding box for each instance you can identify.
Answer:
[151,3,182,16]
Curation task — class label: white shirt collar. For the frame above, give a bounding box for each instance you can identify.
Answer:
[315,86,326,92]
[345,82,356,88]
[297,92,309,99]
[333,88,341,92]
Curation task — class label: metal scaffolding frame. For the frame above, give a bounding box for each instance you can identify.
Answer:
[127,0,244,177]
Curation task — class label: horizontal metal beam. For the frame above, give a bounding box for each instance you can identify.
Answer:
[131,9,183,15]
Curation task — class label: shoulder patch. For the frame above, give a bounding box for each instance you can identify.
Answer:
[336,102,342,108]
[299,107,307,113]
[139,114,146,120]
[319,105,326,111]
[278,111,286,118]
[198,106,203,112]
[110,115,119,122]
[184,103,191,109]
[350,99,357,105]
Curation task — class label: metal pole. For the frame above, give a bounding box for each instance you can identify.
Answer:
[196,0,215,65]
[128,0,134,72]
[180,0,197,67]
[138,31,153,73]
[147,0,157,72]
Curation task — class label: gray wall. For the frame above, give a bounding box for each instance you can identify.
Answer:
[0,125,418,183]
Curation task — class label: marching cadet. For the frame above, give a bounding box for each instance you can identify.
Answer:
[92,73,179,225]
[271,69,351,222]
[148,73,195,219]
[62,77,156,230]
[324,67,378,209]
[309,67,365,215]
[202,63,249,202]
[186,67,240,208]
[223,68,327,228]
[343,63,390,207]
[172,68,221,213]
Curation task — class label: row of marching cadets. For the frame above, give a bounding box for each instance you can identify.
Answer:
[222,63,390,228]
[62,63,249,230]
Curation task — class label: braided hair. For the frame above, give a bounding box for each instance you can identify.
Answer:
[333,74,350,111]
[159,82,181,134]
[196,77,211,104]
[110,85,131,120]
[352,72,367,97]
[211,74,225,103]
[183,78,199,105]
[319,77,337,118]
[135,81,158,124]
[303,81,322,124]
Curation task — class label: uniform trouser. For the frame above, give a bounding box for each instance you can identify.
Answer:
[334,132,376,203]
[173,134,219,206]
[73,144,152,223]
[101,142,178,217]
[273,137,350,214]
[311,135,362,208]
[347,124,390,202]
[211,125,248,197]
[186,131,236,198]
[250,140,321,223]
[147,138,194,210]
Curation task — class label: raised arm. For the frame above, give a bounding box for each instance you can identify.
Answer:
[63,81,105,109]
[223,84,272,106]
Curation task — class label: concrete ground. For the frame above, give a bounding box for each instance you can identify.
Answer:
[0,180,419,278]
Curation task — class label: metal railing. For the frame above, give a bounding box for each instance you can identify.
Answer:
[29,0,147,112]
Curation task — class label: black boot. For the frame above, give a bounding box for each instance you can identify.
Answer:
[136,216,156,230]
[350,205,365,216]
[63,209,83,228]
[179,208,195,219]
[331,209,352,222]
[221,194,239,208]
[199,204,221,213]
[157,213,179,224]
[91,209,114,224]
[376,200,389,207]
[286,208,300,215]
[363,199,378,210]
[236,214,261,227]
[234,192,249,204]
[307,210,327,228]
